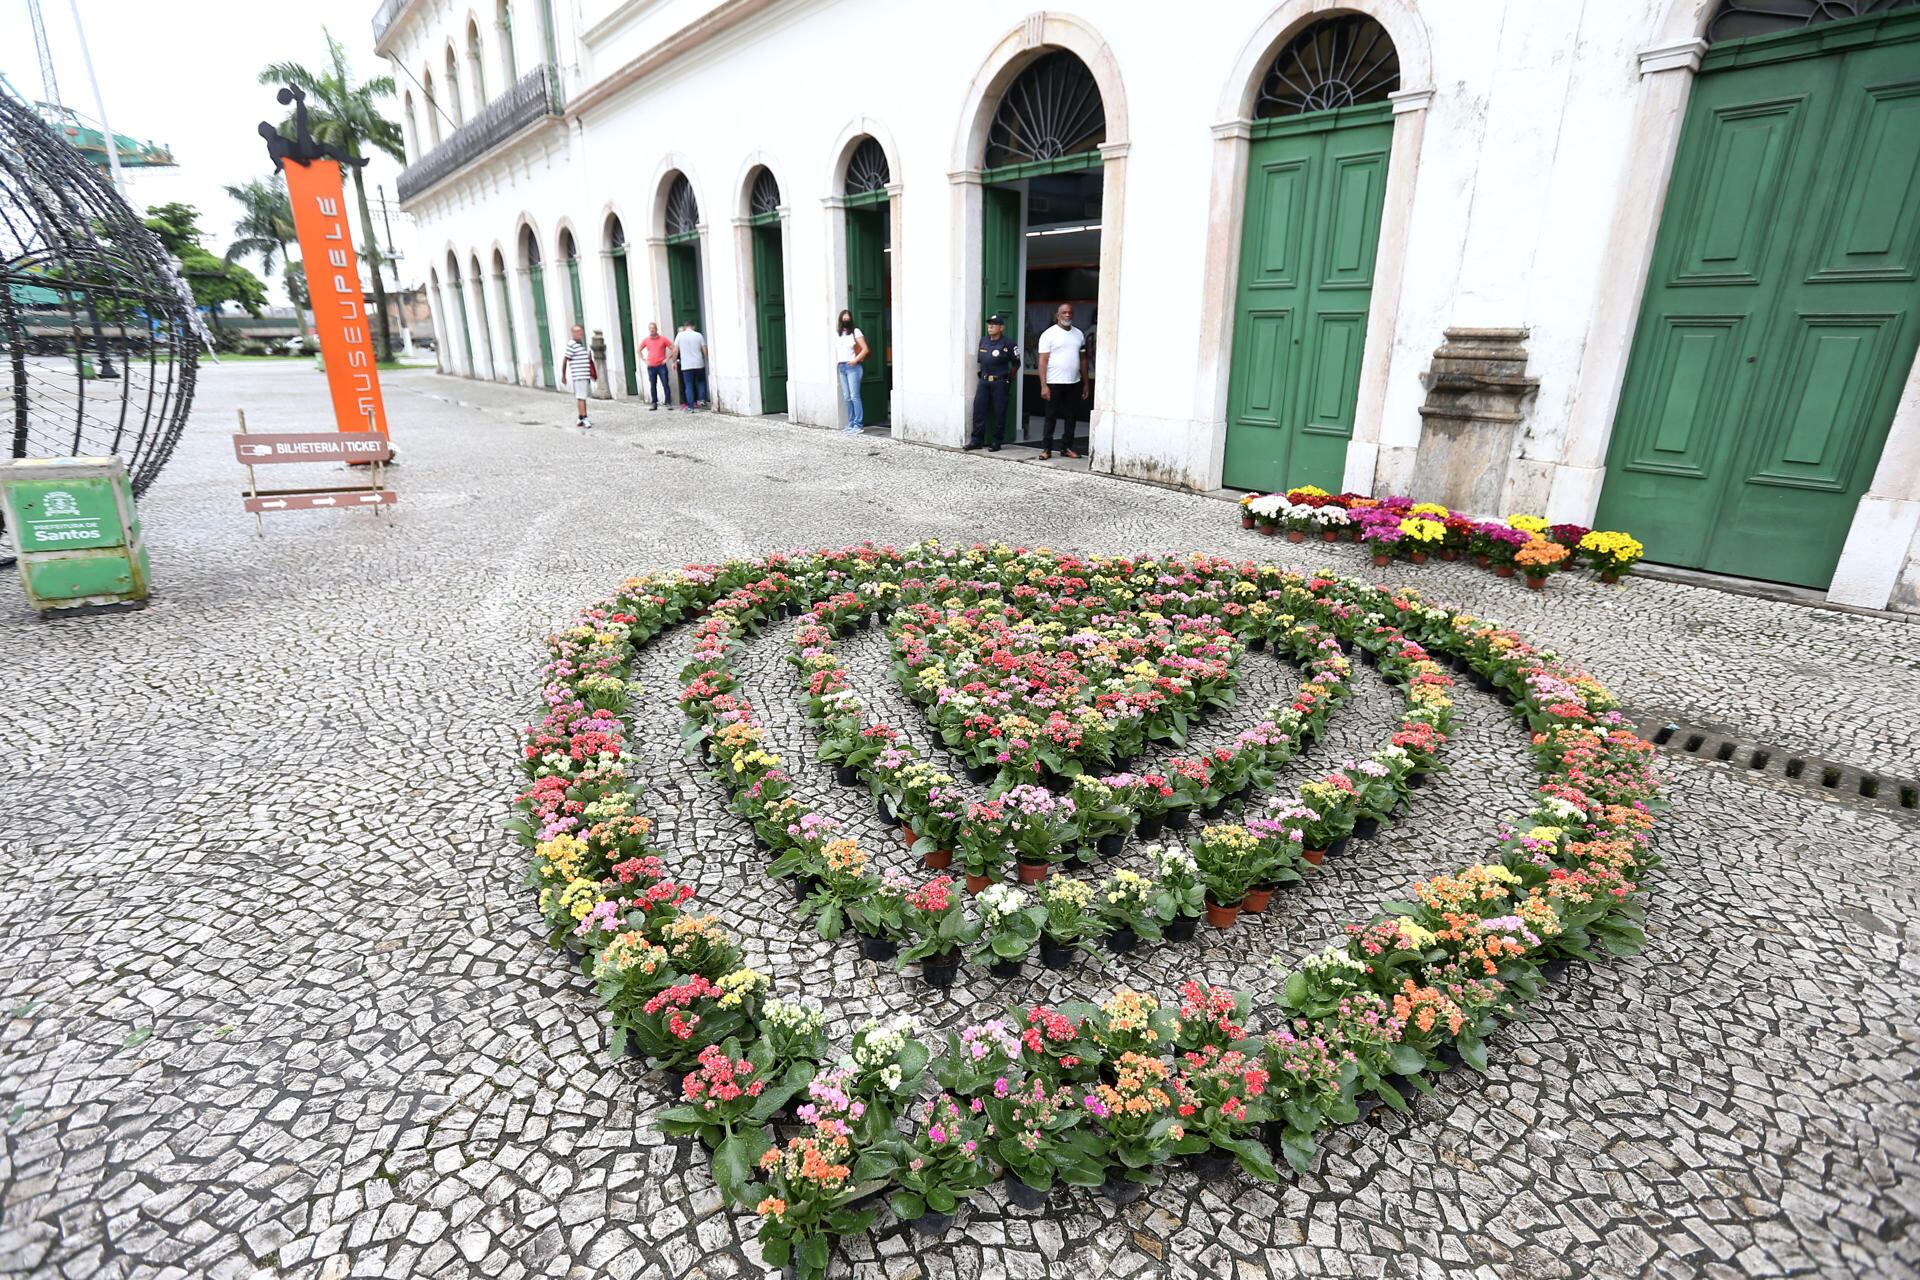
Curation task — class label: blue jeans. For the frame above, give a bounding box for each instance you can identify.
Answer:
[837,361,864,429]
[646,364,670,404]
[680,367,708,406]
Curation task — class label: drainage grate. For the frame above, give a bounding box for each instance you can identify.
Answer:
[1627,710,1919,820]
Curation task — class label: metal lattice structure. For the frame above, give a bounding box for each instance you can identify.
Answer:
[749,167,781,216]
[1256,15,1401,118]
[666,175,699,237]
[1707,0,1919,42]
[1,83,196,563]
[985,50,1106,169]
[844,138,889,196]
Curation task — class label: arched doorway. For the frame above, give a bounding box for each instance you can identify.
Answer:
[606,215,638,396]
[662,173,705,335]
[447,250,475,375]
[520,225,555,388]
[490,247,518,385]
[746,166,788,414]
[976,48,1106,451]
[1220,14,1400,494]
[469,253,497,380]
[557,227,584,330]
[843,136,892,427]
[428,267,447,372]
[1594,1,1920,590]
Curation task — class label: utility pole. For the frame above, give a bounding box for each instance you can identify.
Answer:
[375,185,412,356]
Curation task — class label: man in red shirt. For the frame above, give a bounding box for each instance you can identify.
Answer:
[640,322,673,410]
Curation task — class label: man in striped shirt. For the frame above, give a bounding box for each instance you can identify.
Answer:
[562,325,593,429]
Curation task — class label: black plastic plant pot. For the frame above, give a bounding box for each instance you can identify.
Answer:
[1326,835,1352,860]
[1360,648,1379,668]
[1164,809,1191,831]
[1039,938,1075,970]
[1165,916,1198,944]
[1473,673,1496,694]
[1247,636,1267,652]
[875,795,891,822]
[1004,1175,1049,1211]
[966,763,997,785]
[1200,799,1228,820]
[989,957,1022,979]
[1353,1097,1379,1121]
[857,933,898,962]
[1135,815,1165,839]
[1541,958,1572,981]
[792,876,818,903]
[1352,816,1381,840]
[1096,833,1126,858]
[1407,772,1427,790]
[833,765,859,786]
[923,955,960,989]
[662,1066,691,1097]
[1435,1045,1464,1071]
[1100,1177,1150,1206]
[1189,1151,1235,1181]
[1107,926,1138,955]
[910,1211,954,1238]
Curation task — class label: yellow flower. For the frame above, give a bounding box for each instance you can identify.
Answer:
[1410,502,1449,517]
[1508,513,1549,534]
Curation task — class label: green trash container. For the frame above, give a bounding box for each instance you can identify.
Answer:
[0,456,151,614]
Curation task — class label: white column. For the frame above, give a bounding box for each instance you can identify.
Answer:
[1190,120,1253,491]
[1829,352,1920,610]
[1088,141,1129,477]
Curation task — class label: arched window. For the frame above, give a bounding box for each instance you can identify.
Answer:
[403,91,419,159]
[520,224,540,267]
[445,45,464,126]
[984,50,1106,169]
[843,138,889,197]
[665,175,699,237]
[468,19,488,106]
[608,217,626,250]
[499,0,518,83]
[1706,0,1917,42]
[1255,15,1400,118]
[423,70,441,143]
[749,168,781,217]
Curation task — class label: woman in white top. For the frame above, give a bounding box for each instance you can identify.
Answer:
[834,309,870,434]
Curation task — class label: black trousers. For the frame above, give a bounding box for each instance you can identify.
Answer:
[970,376,1009,446]
[1041,385,1083,451]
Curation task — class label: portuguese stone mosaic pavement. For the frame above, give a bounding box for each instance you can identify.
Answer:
[2,364,1918,1279]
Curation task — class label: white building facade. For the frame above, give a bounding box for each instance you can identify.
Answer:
[376,0,1920,613]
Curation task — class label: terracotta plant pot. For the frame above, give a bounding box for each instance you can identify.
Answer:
[899,826,917,849]
[1493,564,1515,578]
[1240,515,1255,529]
[1303,847,1326,866]
[922,847,953,871]
[1526,575,1547,591]
[1285,530,1306,544]
[1600,569,1621,584]
[1320,530,1339,543]
[1409,551,1428,565]
[965,872,995,895]
[1016,860,1049,885]
[1473,554,1491,568]
[1370,554,1390,568]
[1205,898,1241,930]
[1258,523,1277,537]
[1440,549,1459,562]
[1242,885,1275,913]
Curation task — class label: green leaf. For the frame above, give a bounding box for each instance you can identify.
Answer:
[1458,1037,1489,1073]
[1373,1080,1408,1113]
[888,1190,926,1221]
[1388,1044,1425,1075]
[927,1186,958,1214]
[712,1134,757,1202]
[1280,1128,1318,1175]
[1282,971,1308,1010]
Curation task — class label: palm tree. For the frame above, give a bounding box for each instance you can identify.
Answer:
[259,29,405,359]
[223,176,296,306]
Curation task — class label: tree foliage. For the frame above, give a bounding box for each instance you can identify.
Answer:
[143,203,267,320]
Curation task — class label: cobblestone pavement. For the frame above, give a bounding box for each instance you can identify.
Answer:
[3,364,1918,1280]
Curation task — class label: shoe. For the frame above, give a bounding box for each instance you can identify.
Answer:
[963,442,982,451]
[843,425,864,435]
[581,418,592,430]
[1065,449,1080,460]
[1039,451,1051,460]
[988,445,1001,452]
[649,404,657,412]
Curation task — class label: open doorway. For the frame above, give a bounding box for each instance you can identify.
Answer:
[843,137,893,431]
[1002,169,1100,449]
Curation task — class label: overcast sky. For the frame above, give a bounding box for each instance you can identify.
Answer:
[0,1,425,307]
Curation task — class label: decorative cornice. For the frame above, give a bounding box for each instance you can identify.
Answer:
[948,168,984,186]
[1097,141,1130,160]
[1639,39,1708,76]
[1389,88,1435,114]
[1210,119,1253,141]
[568,0,782,119]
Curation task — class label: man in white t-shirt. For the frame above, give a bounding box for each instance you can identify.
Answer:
[675,322,710,410]
[1037,303,1089,460]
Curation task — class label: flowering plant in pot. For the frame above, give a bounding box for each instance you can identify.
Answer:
[1360,519,1403,567]
[1440,515,1475,560]
[933,1018,1025,1097]
[1257,1028,1350,1175]
[1578,530,1644,582]
[1070,775,1134,859]
[801,838,877,942]
[1171,980,1252,1054]
[982,1075,1107,1204]
[1165,755,1219,826]
[1240,812,1305,909]
[592,932,676,1038]
[1481,523,1530,575]
[1547,522,1591,563]
[1190,824,1259,927]
[759,997,830,1082]
[845,1015,931,1136]
[969,882,1044,974]
[1002,783,1077,882]
[1237,492,1258,529]
[1037,874,1109,966]
[1095,868,1162,951]
[1169,1045,1279,1181]
[659,1037,813,1203]
[1245,491,1284,536]
[846,871,912,958]
[1297,774,1359,859]
[1121,771,1178,837]
[1508,512,1549,537]
[770,812,846,883]
[627,968,766,1069]
[1397,517,1444,564]
[897,876,977,987]
[655,913,745,981]
[1016,1003,1104,1086]
[1514,536,1569,589]
[1089,988,1174,1059]
[750,1121,889,1280]
[1145,844,1206,941]
[957,802,1013,892]
[887,1094,999,1235]
[1308,504,1350,542]
[1086,1052,1185,1188]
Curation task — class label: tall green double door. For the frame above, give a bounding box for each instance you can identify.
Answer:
[751,221,788,414]
[846,204,890,425]
[1597,14,1920,588]
[1222,104,1392,495]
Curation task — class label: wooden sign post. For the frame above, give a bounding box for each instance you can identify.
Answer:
[234,409,396,535]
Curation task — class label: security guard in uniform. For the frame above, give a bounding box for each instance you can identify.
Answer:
[966,312,1020,451]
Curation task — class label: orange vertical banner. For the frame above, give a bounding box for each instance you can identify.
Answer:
[283,158,388,436]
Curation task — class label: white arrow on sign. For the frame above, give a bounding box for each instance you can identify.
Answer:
[311,497,336,507]
[240,444,274,457]
[263,500,288,509]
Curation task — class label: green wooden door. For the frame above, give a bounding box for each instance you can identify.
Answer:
[1597,18,1920,588]
[451,276,476,375]
[529,263,555,388]
[752,223,789,414]
[847,204,890,425]
[566,254,585,329]
[496,273,519,385]
[669,242,704,333]
[982,185,1021,326]
[1222,107,1391,493]
[611,246,638,396]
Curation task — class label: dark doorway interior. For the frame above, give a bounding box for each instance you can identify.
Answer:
[1015,169,1101,448]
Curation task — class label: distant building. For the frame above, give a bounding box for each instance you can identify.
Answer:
[376,0,1920,611]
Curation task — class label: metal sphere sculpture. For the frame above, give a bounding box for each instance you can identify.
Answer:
[1,84,198,561]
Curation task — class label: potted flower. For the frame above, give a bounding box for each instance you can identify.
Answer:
[628,968,766,1075]
[1514,536,1569,590]
[751,1126,887,1280]
[958,800,1012,894]
[592,931,676,1048]
[1086,1052,1183,1197]
[1190,824,1260,929]
[898,876,977,989]
[1578,529,1644,583]
[887,1094,1000,1237]
[1071,775,1135,861]
[1037,874,1108,968]
[969,882,1044,976]
[1145,845,1206,942]
[1246,491,1283,536]
[1310,504,1350,543]
[1397,517,1444,565]
[1169,1044,1279,1181]
[1095,868,1162,952]
[658,1037,813,1204]
[1240,812,1305,911]
[982,1075,1107,1208]
[758,997,829,1084]
[1172,981,1251,1053]
[1483,523,1530,576]
[1124,771,1179,838]
[1360,518,1403,568]
[933,1018,1024,1098]
[1297,774,1358,862]
[1002,783,1076,883]
[801,838,877,944]
[1548,522,1591,565]
[1440,515,1474,561]
[846,871,911,961]
[1237,492,1258,529]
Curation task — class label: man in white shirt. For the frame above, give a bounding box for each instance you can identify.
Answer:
[1037,303,1089,460]
[675,322,710,411]
[561,324,593,429]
